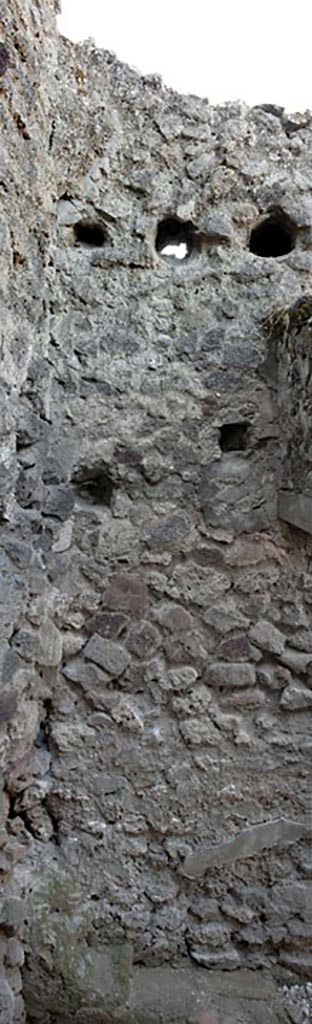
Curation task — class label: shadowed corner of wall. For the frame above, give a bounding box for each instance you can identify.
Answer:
[274,295,312,534]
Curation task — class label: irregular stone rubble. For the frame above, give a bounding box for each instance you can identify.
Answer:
[0,0,312,1021]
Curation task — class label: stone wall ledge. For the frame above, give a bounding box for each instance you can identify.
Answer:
[279,491,312,535]
[181,817,312,878]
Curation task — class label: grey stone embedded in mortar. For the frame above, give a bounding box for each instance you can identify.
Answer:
[0,977,14,1024]
[83,633,130,675]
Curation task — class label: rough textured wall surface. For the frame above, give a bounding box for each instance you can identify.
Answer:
[0,3,312,1022]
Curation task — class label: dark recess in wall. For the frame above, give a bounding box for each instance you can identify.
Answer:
[219,422,250,451]
[249,212,295,257]
[71,464,114,505]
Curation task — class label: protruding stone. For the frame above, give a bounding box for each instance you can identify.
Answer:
[204,662,256,688]
[189,947,240,969]
[84,634,129,677]
[85,612,129,638]
[249,620,286,655]
[280,683,312,710]
[152,602,193,633]
[167,666,198,690]
[5,938,25,968]
[126,621,160,659]
[103,573,148,617]
[144,514,191,549]
[0,977,14,1024]
[280,648,312,673]
[217,633,252,661]
[38,620,63,666]
[0,692,18,724]
[0,899,25,936]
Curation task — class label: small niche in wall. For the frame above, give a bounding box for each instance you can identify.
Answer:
[73,221,107,248]
[219,422,250,452]
[72,464,114,506]
[156,217,195,260]
[249,211,295,258]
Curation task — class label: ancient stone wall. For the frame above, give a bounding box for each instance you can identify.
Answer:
[0,3,312,1022]
[0,2,59,1020]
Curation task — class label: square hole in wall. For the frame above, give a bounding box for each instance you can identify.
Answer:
[71,464,114,506]
[73,221,107,247]
[219,422,250,452]
[156,217,195,260]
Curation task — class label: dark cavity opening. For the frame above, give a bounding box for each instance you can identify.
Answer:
[249,213,295,258]
[156,217,195,260]
[74,221,106,247]
[8,796,18,820]
[219,422,250,452]
[0,44,9,77]
[72,464,114,506]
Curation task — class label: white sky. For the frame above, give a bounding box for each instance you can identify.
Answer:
[58,0,311,112]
